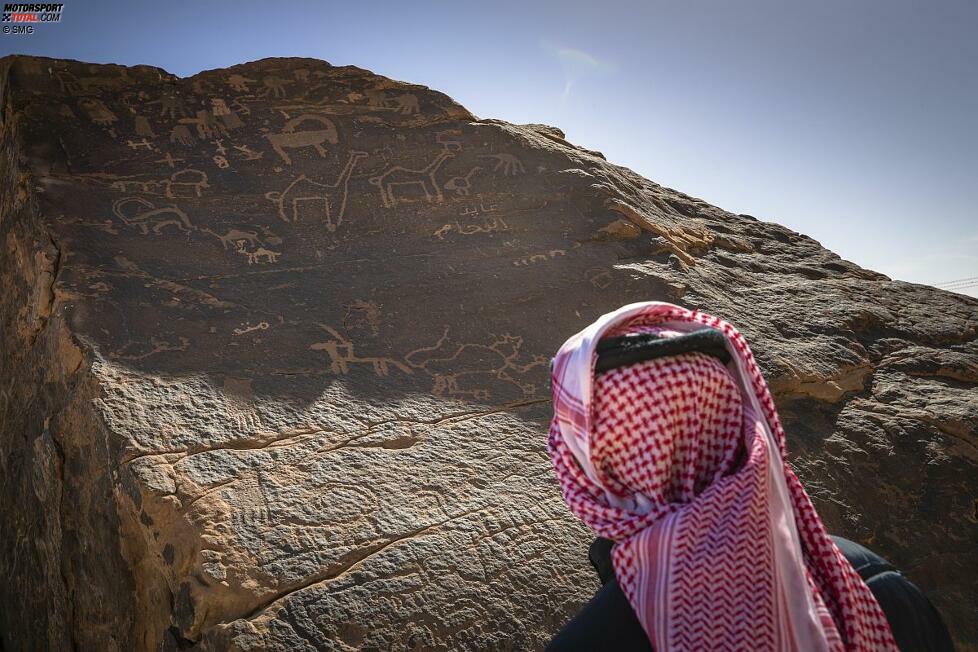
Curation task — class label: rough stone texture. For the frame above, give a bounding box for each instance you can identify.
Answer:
[0,54,974,651]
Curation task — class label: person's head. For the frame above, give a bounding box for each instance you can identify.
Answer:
[591,350,746,510]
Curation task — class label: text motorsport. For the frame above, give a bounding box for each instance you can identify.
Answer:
[1,3,63,34]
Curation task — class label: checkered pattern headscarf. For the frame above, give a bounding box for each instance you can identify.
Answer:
[548,302,897,651]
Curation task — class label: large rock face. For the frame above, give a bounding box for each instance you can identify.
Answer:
[0,54,974,651]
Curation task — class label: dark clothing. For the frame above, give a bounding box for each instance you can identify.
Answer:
[546,536,954,652]
[831,537,955,652]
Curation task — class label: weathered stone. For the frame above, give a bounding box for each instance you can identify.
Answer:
[0,54,975,651]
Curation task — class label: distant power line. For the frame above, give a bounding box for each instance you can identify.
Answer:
[935,275,978,288]
[936,281,978,292]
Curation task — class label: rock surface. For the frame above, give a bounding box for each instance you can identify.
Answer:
[0,54,975,651]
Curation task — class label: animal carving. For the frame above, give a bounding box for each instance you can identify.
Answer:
[226,74,257,92]
[201,227,263,250]
[369,151,455,208]
[310,324,412,377]
[444,167,482,196]
[163,169,210,199]
[480,153,525,176]
[112,197,194,235]
[236,243,280,265]
[265,150,367,231]
[265,114,338,165]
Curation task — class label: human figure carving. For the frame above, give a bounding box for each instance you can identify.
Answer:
[79,99,117,126]
[156,94,187,119]
[169,125,195,146]
[265,114,338,165]
[368,150,455,208]
[134,115,156,139]
[179,110,229,140]
[262,76,292,98]
[55,70,81,94]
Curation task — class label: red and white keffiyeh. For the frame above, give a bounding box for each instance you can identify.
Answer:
[548,301,897,651]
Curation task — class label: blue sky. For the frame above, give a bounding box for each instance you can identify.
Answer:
[3,0,976,296]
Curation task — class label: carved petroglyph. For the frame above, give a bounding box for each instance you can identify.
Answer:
[200,227,264,250]
[156,153,185,171]
[362,90,421,115]
[112,197,195,235]
[233,144,263,160]
[210,99,245,131]
[79,99,117,126]
[222,377,265,433]
[112,334,191,361]
[220,109,245,131]
[233,322,270,336]
[392,94,420,115]
[179,110,229,140]
[126,139,157,152]
[155,93,188,120]
[480,153,525,176]
[514,249,565,266]
[363,89,389,108]
[107,168,208,201]
[164,169,210,199]
[459,199,498,216]
[76,70,130,93]
[262,76,292,98]
[264,151,366,231]
[586,266,613,289]
[369,150,454,208]
[434,216,510,240]
[112,256,236,309]
[310,324,412,376]
[306,323,545,399]
[343,300,382,336]
[405,328,548,400]
[170,125,195,146]
[230,98,251,116]
[55,70,82,94]
[235,241,281,265]
[444,167,482,197]
[265,114,338,165]
[134,115,156,139]
[110,178,163,194]
[226,74,257,92]
[436,129,463,153]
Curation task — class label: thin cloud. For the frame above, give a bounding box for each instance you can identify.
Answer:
[541,39,617,105]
